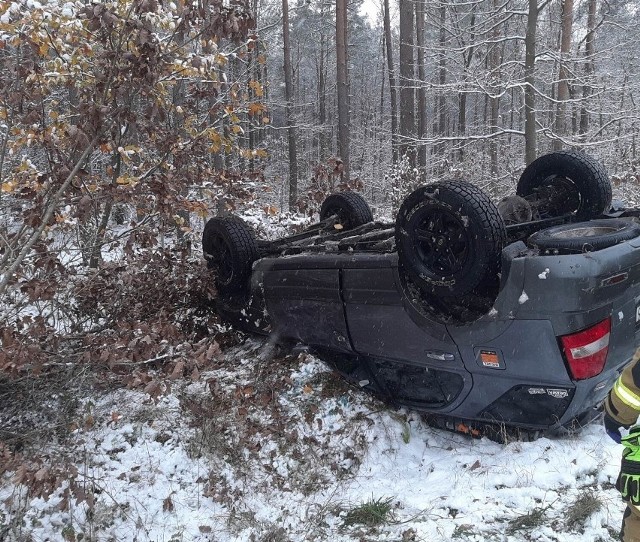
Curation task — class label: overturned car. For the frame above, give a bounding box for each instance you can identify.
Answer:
[203,150,640,439]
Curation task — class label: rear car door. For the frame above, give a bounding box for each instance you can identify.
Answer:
[342,255,471,410]
[257,257,352,353]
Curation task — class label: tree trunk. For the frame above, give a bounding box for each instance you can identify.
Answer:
[318,26,327,159]
[415,0,426,167]
[525,0,539,165]
[579,0,596,136]
[336,0,350,181]
[399,0,415,162]
[488,0,501,176]
[282,0,298,209]
[434,3,446,158]
[457,9,476,162]
[553,0,574,150]
[384,0,398,162]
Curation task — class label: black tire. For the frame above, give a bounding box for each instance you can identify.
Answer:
[395,181,507,297]
[517,150,612,220]
[202,217,258,295]
[320,192,373,230]
[528,219,640,254]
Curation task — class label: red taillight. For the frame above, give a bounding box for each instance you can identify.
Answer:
[560,317,611,380]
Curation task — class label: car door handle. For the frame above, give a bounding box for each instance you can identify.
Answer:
[425,350,455,362]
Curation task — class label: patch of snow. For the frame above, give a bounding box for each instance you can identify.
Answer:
[0,346,626,541]
[538,268,550,279]
[519,291,529,304]
[61,2,74,17]
[619,311,625,321]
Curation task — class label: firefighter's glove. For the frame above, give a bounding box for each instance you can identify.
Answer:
[617,428,640,504]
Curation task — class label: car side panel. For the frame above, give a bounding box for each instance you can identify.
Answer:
[342,267,472,409]
[343,267,458,362]
[261,266,352,352]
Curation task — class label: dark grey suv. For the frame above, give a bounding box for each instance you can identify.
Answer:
[203,150,640,439]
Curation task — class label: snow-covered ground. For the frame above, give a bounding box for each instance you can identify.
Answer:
[0,339,625,541]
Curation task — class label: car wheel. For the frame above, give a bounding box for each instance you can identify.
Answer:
[528,218,640,254]
[202,216,258,295]
[517,150,612,220]
[395,181,507,297]
[320,192,373,230]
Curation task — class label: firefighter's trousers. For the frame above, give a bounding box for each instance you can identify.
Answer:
[622,503,640,541]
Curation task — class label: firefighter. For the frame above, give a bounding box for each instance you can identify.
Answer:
[605,348,640,542]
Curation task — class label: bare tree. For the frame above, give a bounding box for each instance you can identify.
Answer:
[451,2,476,162]
[553,0,574,149]
[336,0,350,181]
[415,0,427,167]
[433,3,446,159]
[488,0,502,175]
[384,0,399,162]
[399,0,415,161]
[525,0,541,164]
[579,0,596,136]
[283,0,298,208]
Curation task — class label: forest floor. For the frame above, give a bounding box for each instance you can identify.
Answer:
[0,334,627,542]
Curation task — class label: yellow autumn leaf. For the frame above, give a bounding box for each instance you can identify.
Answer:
[264,205,278,215]
[231,125,243,134]
[116,175,134,185]
[262,117,270,124]
[1,181,15,193]
[248,102,265,116]
[248,80,263,97]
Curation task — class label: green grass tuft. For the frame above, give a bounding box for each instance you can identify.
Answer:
[343,496,395,527]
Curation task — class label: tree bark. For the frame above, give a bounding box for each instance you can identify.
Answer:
[399,0,415,162]
[317,15,328,159]
[488,0,501,176]
[525,0,539,165]
[384,0,398,162]
[282,0,298,209]
[457,8,476,162]
[434,3,446,158]
[336,0,350,181]
[415,0,427,167]
[553,0,574,150]
[579,0,596,136]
